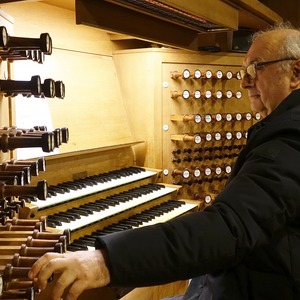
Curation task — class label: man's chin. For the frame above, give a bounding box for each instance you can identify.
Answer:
[250,99,264,113]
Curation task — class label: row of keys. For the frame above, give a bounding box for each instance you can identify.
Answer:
[0,156,47,225]
[0,220,69,297]
[171,89,242,100]
[46,183,177,231]
[172,152,239,163]
[0,198,26,221]
[0,26,52,55]
[171,69,241,80]
[170,112,261,123]
[0,49,46,64]
[67,200,197,251]
[23,167,157,210]
[0,126,69,153]
[173,175,229,186]
[172,144,244,154]
[0,76,65,99]
[172,164,233,179]
[171,131,248,144]
[0,157,45,185]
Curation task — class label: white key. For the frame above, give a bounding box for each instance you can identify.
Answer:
[84,202,198,251]
[36,169,157,209]
[136,202,198,227]
[53,186,177,231]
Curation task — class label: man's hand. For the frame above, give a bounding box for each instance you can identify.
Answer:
[28,249,111,300]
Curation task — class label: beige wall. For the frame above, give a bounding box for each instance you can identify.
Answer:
[0,2,135,159]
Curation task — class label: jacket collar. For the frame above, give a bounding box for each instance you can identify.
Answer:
[247,89,300,138]
[261,88,300,123]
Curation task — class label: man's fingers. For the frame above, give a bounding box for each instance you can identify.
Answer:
[28,252,62,279]
[52,270,78,300]
[64,280,87,300]
[27,249,111,299]
[29,254,66,291]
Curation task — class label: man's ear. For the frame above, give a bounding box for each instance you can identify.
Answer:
[291,59,300,88]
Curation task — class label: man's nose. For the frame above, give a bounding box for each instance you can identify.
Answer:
[240,75,254,89]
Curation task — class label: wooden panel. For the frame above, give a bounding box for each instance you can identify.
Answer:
[28,144,142,186]
[0,2,138,159]
[161,59,251,200]
[113,48,258,202]
[113,49,165,168]
[42,0,75,11]
[1,2,112,55]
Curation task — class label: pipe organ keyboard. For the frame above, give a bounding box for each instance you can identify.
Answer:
[46,183,178,231]
[69,199,198,251]
[0,148,197,299]
[23,167,158,210]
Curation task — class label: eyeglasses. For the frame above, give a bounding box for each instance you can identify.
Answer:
[238,57,297,80]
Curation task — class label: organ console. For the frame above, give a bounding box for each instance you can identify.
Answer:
[0,146,197,299]
[0,3,266,298]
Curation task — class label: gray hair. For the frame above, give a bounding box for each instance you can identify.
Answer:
[251,22,300,70]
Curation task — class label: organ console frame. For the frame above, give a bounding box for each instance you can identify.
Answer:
[1,141,195,300]
[112,48,257,199]
[0,1,285,299]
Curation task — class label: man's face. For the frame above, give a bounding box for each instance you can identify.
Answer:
[240,33,293,117]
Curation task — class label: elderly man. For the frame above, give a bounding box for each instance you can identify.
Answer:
[29,23,300,300]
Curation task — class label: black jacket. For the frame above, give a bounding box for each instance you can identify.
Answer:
[96,89,300,299]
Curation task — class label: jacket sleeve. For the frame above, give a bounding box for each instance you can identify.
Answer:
[95,138,300,287]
